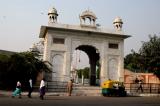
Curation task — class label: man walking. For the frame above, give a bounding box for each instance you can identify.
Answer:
[137,80,143,93]
[67,79,73,96]
[28,78,33,98]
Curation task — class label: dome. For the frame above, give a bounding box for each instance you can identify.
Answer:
[48,7,58,15]
[30,43,38,52]
[80,9,97,19]
[113,17,123,24]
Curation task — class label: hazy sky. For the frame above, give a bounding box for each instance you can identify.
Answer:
[0,0,160,56]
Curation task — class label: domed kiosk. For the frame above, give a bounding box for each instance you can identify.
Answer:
[113,17,123,31]
[48,7,58,23]
[80,9,97,27]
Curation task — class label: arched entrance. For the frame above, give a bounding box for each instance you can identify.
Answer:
[76,45,100,86]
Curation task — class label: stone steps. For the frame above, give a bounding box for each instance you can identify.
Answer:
[47,84,102,96]
[72,86,102,96]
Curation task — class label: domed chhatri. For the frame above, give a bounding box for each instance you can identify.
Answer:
[80,9,97,19]
[29,43,38,53]
[80,9,97,27]
[48,7,58,23]
[113,17,123,31]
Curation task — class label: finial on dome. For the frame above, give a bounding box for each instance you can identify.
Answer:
[113,17,123,31]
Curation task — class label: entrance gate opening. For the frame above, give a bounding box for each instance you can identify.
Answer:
[76,45,100,86]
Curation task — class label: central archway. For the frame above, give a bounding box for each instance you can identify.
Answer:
[76,45,100,86]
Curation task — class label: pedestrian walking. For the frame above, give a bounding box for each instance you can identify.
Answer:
[39,78,46,100]
[12,81,22,98]
[136,80,143,92]
[27,78,33,98]
[67,79,73,96]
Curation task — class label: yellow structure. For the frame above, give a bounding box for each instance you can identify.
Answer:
[101,80,119,88]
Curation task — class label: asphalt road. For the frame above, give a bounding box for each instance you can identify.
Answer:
[0,96,160,106]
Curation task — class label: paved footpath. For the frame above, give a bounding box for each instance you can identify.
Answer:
[0,94,160,106]
[0,90,160,106]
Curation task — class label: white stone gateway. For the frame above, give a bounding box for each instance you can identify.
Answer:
[39,7,130,85]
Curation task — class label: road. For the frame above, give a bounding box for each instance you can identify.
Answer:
[0,96,160,106]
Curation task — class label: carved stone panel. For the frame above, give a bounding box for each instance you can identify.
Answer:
[52,54,64,81]
[108,58,119,80]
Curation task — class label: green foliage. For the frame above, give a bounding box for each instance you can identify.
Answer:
[77,64,100,79]
[0,51,51,90]
[139,35,160,78]
[77,67,90,78]
[0,54,10,89]
[96,61,100,79]
[124,34,160,79]
[124,50,144,72]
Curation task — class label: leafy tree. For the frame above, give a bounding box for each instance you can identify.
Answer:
[77,67,90,78]
[139,35,160,78]
[124,35,160,79]
[0,54,10,89]
[0,51,51,89]
[77,61,100,79]
[124,50,144,72]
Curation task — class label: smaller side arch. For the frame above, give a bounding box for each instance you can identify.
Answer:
[52,54,64,81]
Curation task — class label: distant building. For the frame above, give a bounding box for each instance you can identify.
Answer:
[0,49,16,55]
[29,39,44,60]
[124,69,159,84]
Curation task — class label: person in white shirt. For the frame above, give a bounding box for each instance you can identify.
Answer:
[28,78,33,98]
[39,78,46,100]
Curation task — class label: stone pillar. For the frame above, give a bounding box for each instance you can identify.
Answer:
[63,51,71,81]
[119,42,124,82]
[43,34,52,79]
[43,33,52,62]
[63,37,72,81]
[100,41,107,84]
[43,35,49,61]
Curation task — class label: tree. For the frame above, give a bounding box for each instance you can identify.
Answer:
[124,35,160,79]
[124,50,144,72]
[139,35,160,78]
[77,67,90,79]
[0,54,10,89]
[0,51,51,89]
[77,61,100,79]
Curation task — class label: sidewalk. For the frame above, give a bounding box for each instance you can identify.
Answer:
[0,90,67,97]
[127,92,160,97]
[1,90,160,97]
